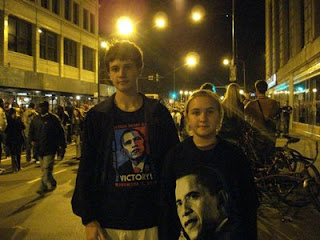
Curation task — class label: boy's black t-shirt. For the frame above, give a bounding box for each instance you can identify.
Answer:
[99,103,159,229]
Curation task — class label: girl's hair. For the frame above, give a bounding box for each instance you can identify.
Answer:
[184,89,224,134]
[222,83,244,118]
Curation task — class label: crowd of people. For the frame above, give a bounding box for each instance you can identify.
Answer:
[0,100,92,175]
[1,39,288,239]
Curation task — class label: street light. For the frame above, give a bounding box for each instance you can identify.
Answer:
[173,52,200,92]
[222,58,246,92]
[154,12,168,29]
[191,5,205,23]
[117,16,134,36]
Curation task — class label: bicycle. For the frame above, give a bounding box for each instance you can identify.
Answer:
[259,136,320,210]
[242,128,320,210]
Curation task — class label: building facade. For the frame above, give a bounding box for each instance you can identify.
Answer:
[266,0,320,137]
[0,0,114,108]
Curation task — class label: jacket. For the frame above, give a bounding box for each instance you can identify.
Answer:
[29,112,66,156]
[5,117,25,147]
[72,93,179,229]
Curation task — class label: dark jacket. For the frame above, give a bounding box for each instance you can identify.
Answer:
[160,137,259,240]
[72,93,179,229]
[29,113,66,157]
[5,117,25,147]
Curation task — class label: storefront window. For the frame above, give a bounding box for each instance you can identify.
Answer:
[273,84,289,107]
[293,76,320,125]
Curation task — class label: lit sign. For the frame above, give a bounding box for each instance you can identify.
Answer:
[266,74,277,88]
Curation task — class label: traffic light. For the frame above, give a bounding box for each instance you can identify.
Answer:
[148,75,154,81]
[171,92,177,100]
[156,73,159,82]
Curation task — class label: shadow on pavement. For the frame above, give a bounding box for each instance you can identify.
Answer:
[7,195,45,217]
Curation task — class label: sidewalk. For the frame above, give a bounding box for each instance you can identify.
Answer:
[276,130,320,171]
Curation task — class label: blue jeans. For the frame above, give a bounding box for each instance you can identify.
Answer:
[39,154,56,190]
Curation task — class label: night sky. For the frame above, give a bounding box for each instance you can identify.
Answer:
[99,0,265,97]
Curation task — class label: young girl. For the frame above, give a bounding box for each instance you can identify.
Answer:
[220,83,247,146]
[160,89,258,240]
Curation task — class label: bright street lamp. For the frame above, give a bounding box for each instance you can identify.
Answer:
[185,52,200,67]
[191,5,205,23]
[223,59,230,66]
[117,16,134,36]
[100,41,108,49]
[154,12,168,29]
[173,52,200,92]
[222,58,246,92]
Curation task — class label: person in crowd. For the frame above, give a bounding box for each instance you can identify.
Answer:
[12,102,22,119]
[175,169,231,240]
[56,105,71,128]
[219,83,247,146]
[282,100,293,136]
[244,80,280,164]
[23,103,38,162]
[160,89,258,240]
[29,101,66,195]
[72,108,84,159]
[5,108,25,173]
[71,40,179,240]
[0,98,8,174]
[65,101,74,144]
[56,105,70,160]
[243,92,251,106]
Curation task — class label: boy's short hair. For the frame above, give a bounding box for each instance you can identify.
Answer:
[255,80,268,94]
[105,40,144,72]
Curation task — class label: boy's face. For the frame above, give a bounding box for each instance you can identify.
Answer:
[109,59,141,93]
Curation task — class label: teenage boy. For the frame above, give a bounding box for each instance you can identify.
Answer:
[72,40,179,240]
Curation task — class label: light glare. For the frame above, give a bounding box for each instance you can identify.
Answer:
[117,16,134,35]
[223,59,230,65]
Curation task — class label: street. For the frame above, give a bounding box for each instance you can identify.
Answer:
[0,143,320,240]
[0,145,84,240]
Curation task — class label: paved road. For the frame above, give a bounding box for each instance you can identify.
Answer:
[0,145,84,240]
[0,143,320,239]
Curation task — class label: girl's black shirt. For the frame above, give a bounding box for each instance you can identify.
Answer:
[160,136,259,240]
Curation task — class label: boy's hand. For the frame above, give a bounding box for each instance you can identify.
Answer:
[85,221,107,240]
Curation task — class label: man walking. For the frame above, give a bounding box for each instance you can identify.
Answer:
[29,101,66,195]
[245,80,280,164]
[72,40,179,240]
[23,102,38,162]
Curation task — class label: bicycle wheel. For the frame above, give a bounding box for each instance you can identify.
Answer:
[255,177,278,204]
[274,175,312,207]
[302,162,320,212]
[273,147,297,172]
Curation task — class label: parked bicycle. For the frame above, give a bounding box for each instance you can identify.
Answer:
[242,128,320,211]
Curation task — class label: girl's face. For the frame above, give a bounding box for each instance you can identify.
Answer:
[187,96,221,139]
